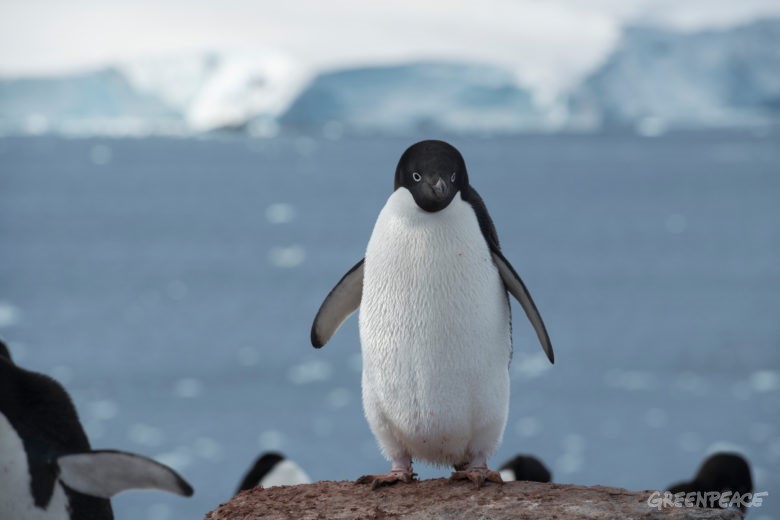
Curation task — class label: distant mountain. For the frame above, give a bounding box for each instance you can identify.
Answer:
[119,51,306,132]
[278,62,546,135]
[0,67,181,136]
[569,19,780,132]
[0,19,778,136]
[0,51,306,136]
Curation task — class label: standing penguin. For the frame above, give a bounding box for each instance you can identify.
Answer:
[0,340,194,519]
[311,140,554,488]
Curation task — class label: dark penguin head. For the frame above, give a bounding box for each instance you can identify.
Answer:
[667,452,753,513]
[499,454,552,483]
[394,140,468,212]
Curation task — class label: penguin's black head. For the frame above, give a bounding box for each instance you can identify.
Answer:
[394,140,468,212]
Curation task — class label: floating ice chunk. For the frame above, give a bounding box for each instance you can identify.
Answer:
[248,119,280,139]
[90,144,112,165]
[511,352,552,379]
[678,432,703,452]
[88,399,119,421]
[0,301,21,328]
[749,370,779,393]
[129,423,165,447]
[155,446,194,472]
[193,437,223,461]
[236,346,260,367]
[265,203,296,224]
[556,452,584,475]
[556,433,586,474]
[327,387,351,408]
[603,369,655,391]
[268,245,305,268]
[706,441,747,456]
[147,503,172,520]
[674,371,709,396]
[563,433,586,453]
[514,416,542,438]
[257,429,284,450]
[84,421,106,441]
[644,408,668,429]
[288,359,332,385]
[173,377,204,398]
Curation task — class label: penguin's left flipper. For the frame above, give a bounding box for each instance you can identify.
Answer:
[57,450,194,498]
[311,259,364,348]
[491,251,555,364]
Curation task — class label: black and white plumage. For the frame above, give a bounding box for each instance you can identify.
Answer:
[235,452,311,494]
[667,452,753,513]
[311,140,554,489]
[0,339,194,520]
[499,454,552,483]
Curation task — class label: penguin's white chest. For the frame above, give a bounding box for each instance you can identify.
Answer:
[0,414,70,520]
[359,188,511,464]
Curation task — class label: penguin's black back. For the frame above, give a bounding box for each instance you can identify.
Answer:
[500,454,552,483]
[236,452,285,494]
[0,355,113,518]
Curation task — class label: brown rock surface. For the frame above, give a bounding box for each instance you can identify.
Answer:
[205,479,742,519]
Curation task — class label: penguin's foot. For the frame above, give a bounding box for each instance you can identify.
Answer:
[355,470,417,490]
[450,467,504,489]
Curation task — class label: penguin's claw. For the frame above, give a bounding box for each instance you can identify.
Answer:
[355,470,417,490]
[450,467,504,489]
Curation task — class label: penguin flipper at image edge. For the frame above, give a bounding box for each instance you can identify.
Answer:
[58,450,194,498]
[311,258,364,347]
[462,185,555,364]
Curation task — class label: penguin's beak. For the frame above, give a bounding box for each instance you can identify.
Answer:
[431,177,449,200]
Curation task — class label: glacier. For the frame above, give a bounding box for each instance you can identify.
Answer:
[0,19,778,136]
[278,62,546,135]
[569,19,780,132]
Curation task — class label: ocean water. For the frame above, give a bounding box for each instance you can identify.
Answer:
[0,131,778,519]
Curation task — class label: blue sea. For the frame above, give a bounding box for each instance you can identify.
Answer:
[1,131,778,519]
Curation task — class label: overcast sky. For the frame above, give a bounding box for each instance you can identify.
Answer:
[1,0,778,94]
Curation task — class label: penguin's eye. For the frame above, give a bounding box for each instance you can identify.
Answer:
[451,172,456,182]
[412,172,422,182]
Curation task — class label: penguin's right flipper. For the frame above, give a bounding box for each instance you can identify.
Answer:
[311,259,364,348]
[57,450,194,498]
[491,251,555,364]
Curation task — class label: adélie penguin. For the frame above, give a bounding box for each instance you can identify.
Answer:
[0,339,194,520]
[311,140,554,489]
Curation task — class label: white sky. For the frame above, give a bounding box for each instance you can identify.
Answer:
[1,0,778,94]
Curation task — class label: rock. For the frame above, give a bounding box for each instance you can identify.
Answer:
[205,479,742,519]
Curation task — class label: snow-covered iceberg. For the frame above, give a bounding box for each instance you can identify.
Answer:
[278,62,546,135]
[569,19,780,132]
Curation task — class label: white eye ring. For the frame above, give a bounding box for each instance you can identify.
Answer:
[412,172,422,182]
[451,172,456,182]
